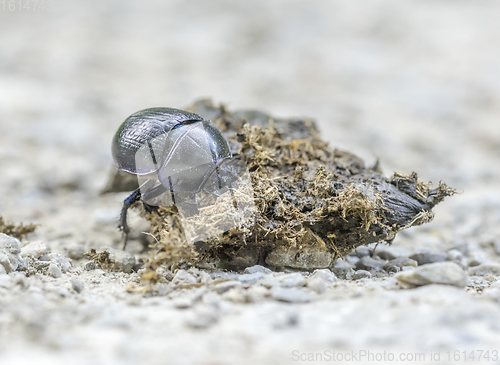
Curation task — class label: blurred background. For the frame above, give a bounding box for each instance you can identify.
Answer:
[0,0,499,246]
[1,1,500,363]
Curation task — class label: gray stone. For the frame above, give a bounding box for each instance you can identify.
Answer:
[271,287,312,303]
[49,253,72,273]
[384,257,418,272]
[0,233,24,273]
[375,245,411,260]
[468,263,500,276]
[395,262,467,288]
[345,255,360,266]
[38,254,50,262]
[354,246,372,258]
[71,278,84,293]
[172,270,198,285]
[409,250,447,265]
[20,241,48,259]
[356,256,385,271]
[352,270,372,279]
[47,263,62,278]
[244,265,272,275]
[237,272,266,284]
[402,266,415,271]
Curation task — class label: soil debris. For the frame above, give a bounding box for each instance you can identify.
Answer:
[0,216,37,240]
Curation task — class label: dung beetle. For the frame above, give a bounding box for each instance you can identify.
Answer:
[112,107,233,249]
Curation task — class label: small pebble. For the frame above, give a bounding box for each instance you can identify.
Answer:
[354,246,372,258]
[395,262,467,288]
[172,270,197,285]
[50,253,72,273]
[409,250,447,266]
[375,245,411,260]
[57,288,70,298]
[352,270,372,279]
[384,257,418,273]
[244,265,272,275]
[71,278,84,293]
[346,255,360,266]
[309,269,338,284]
[47,263,62,278]
[333,259,354,270]
[0,233,24,273]
[272,288,312,303]
[356,256,385,271]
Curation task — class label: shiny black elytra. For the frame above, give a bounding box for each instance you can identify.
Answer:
[112,107,232,249]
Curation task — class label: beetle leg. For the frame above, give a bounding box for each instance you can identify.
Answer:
[119,188,142,250]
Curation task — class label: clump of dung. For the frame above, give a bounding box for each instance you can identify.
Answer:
[0,216,37,240]
[107,100,455,276]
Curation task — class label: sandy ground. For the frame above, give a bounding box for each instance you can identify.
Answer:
[1,1,500,364]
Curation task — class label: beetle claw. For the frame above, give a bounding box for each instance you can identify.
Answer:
[119,188,142,250]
